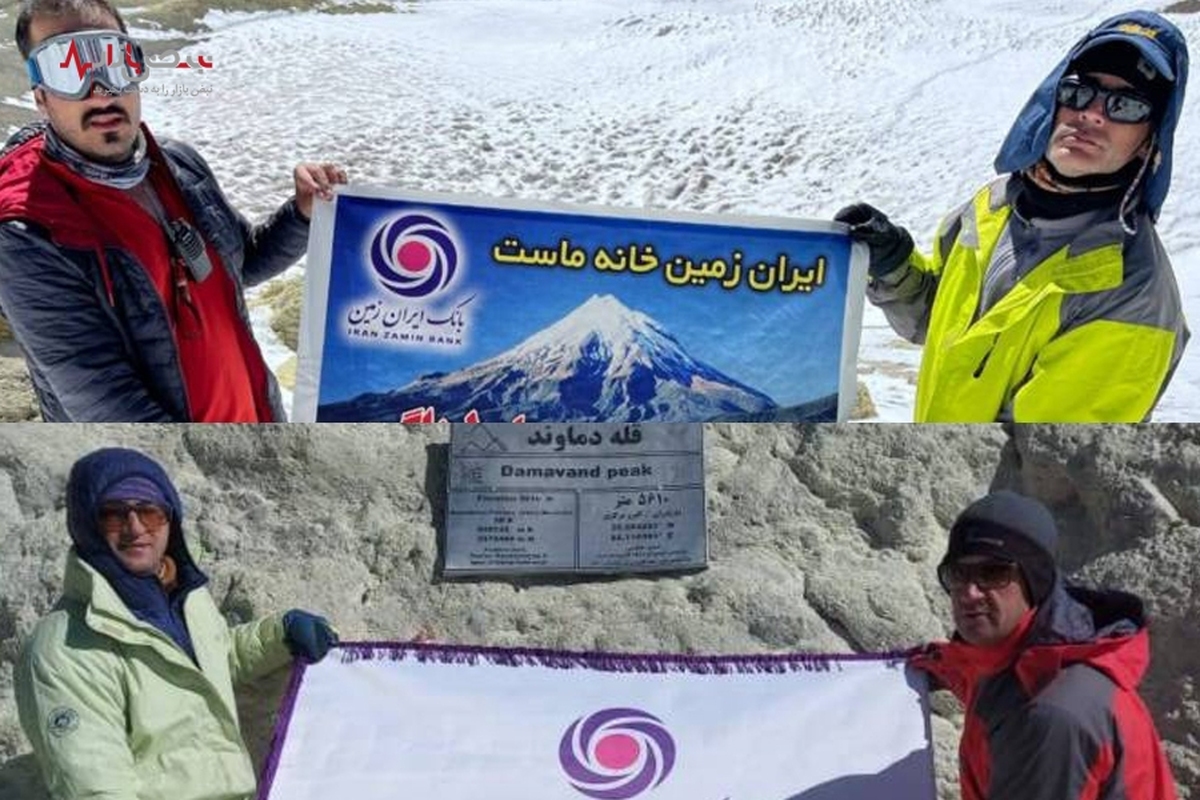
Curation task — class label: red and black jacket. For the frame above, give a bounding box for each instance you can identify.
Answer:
[0,122,308,421]
[913,585,1178,800]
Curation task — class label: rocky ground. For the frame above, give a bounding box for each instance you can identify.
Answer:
[0,423,1197,799]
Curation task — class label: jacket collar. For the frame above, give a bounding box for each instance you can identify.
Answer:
[62,549,189,654]
[914,582,1148,703]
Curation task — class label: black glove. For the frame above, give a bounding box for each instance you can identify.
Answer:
[283,610,338,663]
[835,203,914,278]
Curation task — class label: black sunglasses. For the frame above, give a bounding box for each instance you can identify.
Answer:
[1056,75,1154,124]
[937,560,1021,593]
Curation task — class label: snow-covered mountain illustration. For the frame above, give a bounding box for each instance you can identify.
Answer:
[319,294,782,422]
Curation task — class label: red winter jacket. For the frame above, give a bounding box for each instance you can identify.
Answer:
[912,585,1177,800]
[0,122,308,421]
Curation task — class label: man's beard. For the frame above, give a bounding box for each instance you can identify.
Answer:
[93,129,139,164]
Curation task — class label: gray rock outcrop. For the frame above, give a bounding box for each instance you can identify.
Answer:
[0,423,1196,799]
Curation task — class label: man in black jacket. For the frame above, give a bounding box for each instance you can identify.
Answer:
[0,0,346,421]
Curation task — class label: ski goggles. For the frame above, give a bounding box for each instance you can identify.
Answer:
[26,29,148,100]
[1055,75,1154,124]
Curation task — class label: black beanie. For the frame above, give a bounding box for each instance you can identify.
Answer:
[940,490,1059,605]
[1068,41,1172,123]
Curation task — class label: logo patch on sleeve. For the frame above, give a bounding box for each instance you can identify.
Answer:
[47,707,80,737]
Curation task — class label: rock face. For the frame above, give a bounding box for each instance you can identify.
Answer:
[0,358,38,423]
[0,423,1197,800]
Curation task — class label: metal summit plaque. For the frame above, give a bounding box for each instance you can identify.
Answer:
[445,423,706,576]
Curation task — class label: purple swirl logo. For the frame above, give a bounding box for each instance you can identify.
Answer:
[559,708,676,799]
[368,213,459,298]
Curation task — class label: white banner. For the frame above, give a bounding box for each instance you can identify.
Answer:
[259,644,935,800]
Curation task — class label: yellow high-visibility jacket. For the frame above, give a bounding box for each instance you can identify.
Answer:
[15,551,293,800]
[868,177,1188,422]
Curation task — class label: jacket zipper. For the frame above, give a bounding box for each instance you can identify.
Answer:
[56,170,196,420]
[973,335,1000,378]
[171,257,203,340]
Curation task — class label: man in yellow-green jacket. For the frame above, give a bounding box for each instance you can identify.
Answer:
[837,11,1189,422]
[15,447,338,800]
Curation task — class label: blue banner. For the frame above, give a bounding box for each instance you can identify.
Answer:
[293,188,866,422]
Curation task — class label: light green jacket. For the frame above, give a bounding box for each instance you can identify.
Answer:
[15,550,293,800]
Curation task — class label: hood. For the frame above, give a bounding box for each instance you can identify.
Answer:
[66,447,206,597]
[0,120,47,159]
[993,11,1189,220]
[1014,582,1148,694]
[913,579,1149,703]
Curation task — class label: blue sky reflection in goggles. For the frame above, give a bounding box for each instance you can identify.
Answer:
[26,30,148,100]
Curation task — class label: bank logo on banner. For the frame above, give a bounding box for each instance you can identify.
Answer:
[368,213,461,298]
[560,707,676,799]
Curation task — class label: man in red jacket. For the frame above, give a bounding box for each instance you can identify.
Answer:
[911,490,1178,800]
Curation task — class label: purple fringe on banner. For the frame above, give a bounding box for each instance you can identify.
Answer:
[256,659,308,800]
[256,641,922,799]
[334,641,916,674]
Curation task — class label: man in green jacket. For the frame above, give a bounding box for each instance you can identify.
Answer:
[15,447,338,800]
[838,10,1189,422]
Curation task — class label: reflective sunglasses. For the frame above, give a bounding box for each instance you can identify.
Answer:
[1055,75,1154,124]
[937,560,1021,593]
[26,29,148,100]
[98,501,170,534]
